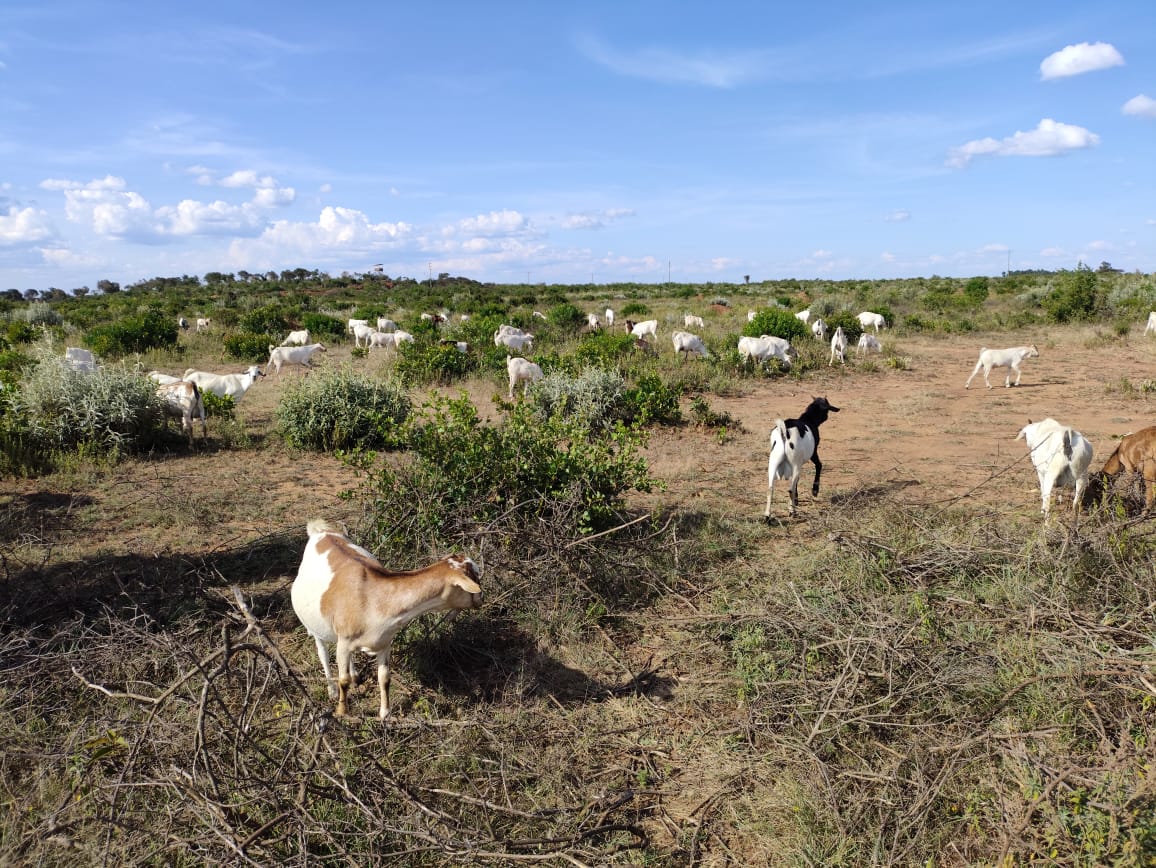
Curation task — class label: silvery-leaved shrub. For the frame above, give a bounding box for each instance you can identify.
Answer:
[275,367,410,451]
[529,367,629,432]
[13,302,64,327]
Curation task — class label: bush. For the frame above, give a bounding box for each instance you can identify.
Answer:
[393,341,474,387]
[529,368,630,432]
[620,302,649,318]
[5,321,38,344]
[547,303,585,330]
[200,392,235,420]
[276,368,410,451]
[624,374,682,426]
[1045,264,1100,323]
[86,310,178,357]
[572,331,638,368]
[13,303,64,327]
[300,313,346,342]
[223,332,276,363]
[743,309,808,342]
[239,305,290,336]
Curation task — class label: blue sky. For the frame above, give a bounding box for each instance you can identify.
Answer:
[1,1,1154,291]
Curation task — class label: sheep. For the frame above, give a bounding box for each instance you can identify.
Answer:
[857,333,882,355]
[183,364,264,401]
[738,335,793,369]
[605,308,615,327]
[811,317,827,341]
[352,322,377,347]
[267,343,328,375]
[1094,426,1156,510]
[1145,312,1156,335]
[857,311,886,332]
[291,519,482,719]
[684,313,705,329]
[672,330,710,361]
[965,345,1039,389]
[64,347,97,373]
[282,329,310,346]
[195,317,212,331]
[156,381,206,447]
[765,396,840,518]
[829,327,848,365]
[507,356,544,399]
[376,317,397,332]
[795,309,811,325]
[630,320,658,341]
[494,331,535,352]
[1016,418,1093,517]
[347,318,369,336]
[147,371,181,385]
[587,312,601,329]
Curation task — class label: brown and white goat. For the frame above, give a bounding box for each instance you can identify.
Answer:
[1095,426,1156,510]
[156,381,206,446]
[291,519,482,719]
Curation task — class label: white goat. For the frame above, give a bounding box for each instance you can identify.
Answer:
[672,330,710,361]
[291,519,482,719]
[183,364,264,401]
[630,320,658,341]
[811,317,827,341]
[829,327,847,365]
[605,308,615,327]
[1145,312,1156,336]
[195,317,212,331]
[747,310,757,322]
[495,331,535,353]
[352,322,376,347]
[738,335,793,369]
[965,345,1039,389]
[282,329,310,346]
[178,316,189,331]
[532,311,547,320]
[267,343,328,375]
[1016,418,1093,517]
[392,330,415,346]
[497,324,528,337]
[684,314,705,329]
[857,311,886,332]
[376,317,397,332]
[857,333,882,355]
[507,356,544,399]
[147,371,181,385]
[795,309,811,325]
[765,396,840,518]
[366,331,397,350]
[347,318,369,336]
[586,312,601,329]
[156,381,206,446]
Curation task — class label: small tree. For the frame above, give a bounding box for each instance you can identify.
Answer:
[1044,263,1099,323]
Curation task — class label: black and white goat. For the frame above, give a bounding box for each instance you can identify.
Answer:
[765,396,840,518]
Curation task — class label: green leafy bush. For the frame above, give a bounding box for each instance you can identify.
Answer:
[85,310,177,357]
[743,309,808,342]
[1044,264,1101,323]
[239,305,290,336]
[223,332,276,362]
[572,331,638,368]
[620,302,649,318]
[5,321,38,344]
[393,341,474,387]
[300,313,346,342]
[275,367,410,451]
[200,392,235,420]
[624,374,682,426]
[547,302,584,330]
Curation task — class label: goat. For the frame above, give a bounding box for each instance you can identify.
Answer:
[376,317,397,332]
[1145,312,1156,336]
[156,381,206,446]
[267,342,328,375]
[439,340,468,354]
[605,308,615,327]
[747,310,757,322]
[630,320,658,341]
[183,364,264,401]
[497,324,528,337]
[352,322,377,347]
[282,329,310,346]
[765,396,840,518]
[64,347,97,373]
[795,309,811,325]
[811,317,827,341]
[532,310,547,320]
[829,327,847,365]
[195,317,212,331]
[672,330,710,361]
[291,519,482,719]
[347,318,369,336]
[507,356,544,399]
[1016,418,1093,517]
[177,316,189,331]
[494,330,535,353]
[738,335,793,369]
[965,345,1039,389]
[1094,426,1156,510]
[857,333,882,355]
[366,331,397,350]
[857,311,886,333]
[586,312,601,329]
[684,313,705,329]
[147,371,181,385]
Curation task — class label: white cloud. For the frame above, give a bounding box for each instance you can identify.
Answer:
[319,183,332,193]
[1040,42,1124,80]
[946,118,1099,168]
[884,209,910,223]
[1123,94,1156,119]
[447,209,532,237]
[576,33,766,88]
[710,257,738,271]
[155,199,266,237]
[41,177,155,239]
[561,208,635,230]
[881,251,896,263]
[228,206,413,266]
[1040,247,1067,257]
[0,206,54,245]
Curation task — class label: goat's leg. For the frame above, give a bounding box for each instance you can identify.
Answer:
[1008,362,1020,387]
[811,453,823,497]
[313,635,338,700]
[334,638,354,716]
[376,648,392,720]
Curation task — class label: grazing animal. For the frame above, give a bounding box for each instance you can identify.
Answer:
[857,333,882,355]
[64,347,97,373]
[195,317,212,331]
[605,308,615,327]
[1016,418,1093,517]
[376,317,397,332]
[672,330,710,361]
[282,329,310,346]
[156,381,206,446]
[1095,426,1156,510]
[177,316,189,331]
[1145,312,1156,336]
[586,312,601,329]
[351,322,377,347]
[366,330,397,350]
[765,396,840,518]
[811,318,827,341]
[267,343,328,375]
[291,519,482,719]
[738,335,793,369]
[532,310,547,320]
[747,310,757,322]
[795,309,811,325]
[684,314,705,329]
[183,365,264,401]
[829,327,848,366]
[630,319,659,341]
[965,345,1039,389]
[857,311,886,333]
[439,339,469,353]
[347,318,369,336]
[507,356,544,398]
[147,371,181,386]
[494,330,535,352]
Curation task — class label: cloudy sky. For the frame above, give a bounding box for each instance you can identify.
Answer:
[1,1,1154,291]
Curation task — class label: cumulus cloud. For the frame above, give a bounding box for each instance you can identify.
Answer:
[445,209,532,238]
[1040,42,1124,80]
[228,206,413,266]
[1123,94,1156,119]
[41,176,156,239]
[0,205,54,246]
[154,199,268,237]
[561,208,635,230]
[946,118,1099,168]
[884,210,910,223]
[1040,247,1067,258]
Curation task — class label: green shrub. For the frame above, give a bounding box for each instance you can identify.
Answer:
[275,367,411,451]
[85,310,177,357]
[5,321,38,344]
[547,302,584,330]
[393,341,474,387]
[822,311,863,345]
[620,302,649,318]
[0,348,34,387]
[300,313,346,342]
[1044,264,1101,323]
[625,374,682,426]
[572,331,638,367]
[239,305,290,336]
[200,391,235,420]
[223,332,275,362]
[529,367,629,432]
[743,309,808,342]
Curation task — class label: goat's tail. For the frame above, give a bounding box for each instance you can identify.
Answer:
[771,419,788,447]
[1062,428,1075,461]
[189,382,201,402]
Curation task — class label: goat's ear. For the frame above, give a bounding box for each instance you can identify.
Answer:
[451,576,482,595]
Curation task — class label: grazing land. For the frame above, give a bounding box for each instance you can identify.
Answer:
[3,273,1156,864]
